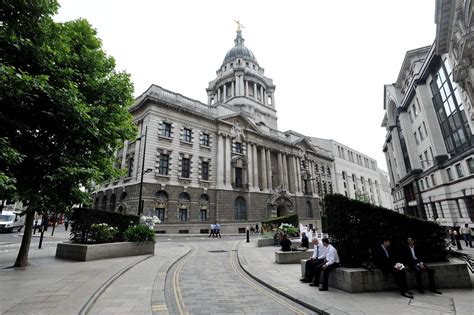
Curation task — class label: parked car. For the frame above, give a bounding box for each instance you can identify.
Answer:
[0,211,25,232]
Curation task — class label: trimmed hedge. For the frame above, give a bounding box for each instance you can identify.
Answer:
[262,214,299,232]
[70,208,139,244]
[324,194,447,268]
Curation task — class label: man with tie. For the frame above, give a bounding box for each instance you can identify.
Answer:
[310,238,340,291]
[404,237,441,294]
[300,238,326,283]
[375,238,413,298]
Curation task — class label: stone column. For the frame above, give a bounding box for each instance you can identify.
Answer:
[277,153,284,188]
[294,157,301,194]
[253,144,259,190]
[121,140,129,169]
[240,76,245,96]
[288,155,295,193]
[223,83,227,101]
[225,135,232,188]
[245,81,249,97]
[253,83,258,101]
[263,88,266,105]
[309,160,315,194]
[247,143,253,190]
[231,81,235,98]
[260,86,264,104]
[266,149,273,190]
[283,154,289,189]
[217,87,221,101]
[260,147,267,191]
[217,134,225,188]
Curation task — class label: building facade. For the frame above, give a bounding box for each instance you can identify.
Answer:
[381,0,474,227]
[93,29,392,234]
[310,138,393,209]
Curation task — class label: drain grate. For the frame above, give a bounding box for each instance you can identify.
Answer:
[208,250,228,253]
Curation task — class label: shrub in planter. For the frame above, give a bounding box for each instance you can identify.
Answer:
[90,223,118,244]
[124,224,156,243]
[262,214,299,233]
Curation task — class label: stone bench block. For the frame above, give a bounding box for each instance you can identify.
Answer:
[275,250,314,264]
[300,259,471,293]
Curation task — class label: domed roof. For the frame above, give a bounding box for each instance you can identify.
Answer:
[223,30,258,65]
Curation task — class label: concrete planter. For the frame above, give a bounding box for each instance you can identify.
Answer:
[56,241,155,261]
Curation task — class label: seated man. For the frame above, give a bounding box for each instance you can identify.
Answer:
[280,233,292,252]
[375,238,413,298]
[300,238,326,282]
[404,237,441,294]
[300,232,309,249]
[310,238,340,291]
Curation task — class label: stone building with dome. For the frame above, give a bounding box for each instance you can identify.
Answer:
[92,29,389,234]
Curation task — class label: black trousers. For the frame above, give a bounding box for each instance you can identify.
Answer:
[304,258,324,279]
[313,263,339,289]
[411,265,436,290]
[392,269,408,293]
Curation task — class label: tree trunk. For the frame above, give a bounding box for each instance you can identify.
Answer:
[13,210,35,267]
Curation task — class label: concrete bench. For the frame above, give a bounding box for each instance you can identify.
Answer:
[300,259,471,293]
[275,249,314,264]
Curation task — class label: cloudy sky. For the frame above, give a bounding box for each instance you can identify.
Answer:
[55,0,436,172]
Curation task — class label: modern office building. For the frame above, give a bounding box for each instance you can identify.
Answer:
[381,0,473,227]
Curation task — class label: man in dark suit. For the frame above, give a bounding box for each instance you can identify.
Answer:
[374,238,413,298]
[404,237,442,294]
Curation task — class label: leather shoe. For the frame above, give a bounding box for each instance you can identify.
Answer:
[300,278,310,282]
[309,283,319,287]
[401,292,413,298]
[429,289,442,294]
[319,288,328,291]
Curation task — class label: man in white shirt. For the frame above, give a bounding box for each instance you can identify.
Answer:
[310,238,340,291]
[300,238,326,283]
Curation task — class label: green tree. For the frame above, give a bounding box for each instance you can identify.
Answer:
[0,1,135,267]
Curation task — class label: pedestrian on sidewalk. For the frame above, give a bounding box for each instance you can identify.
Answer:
[208,223,215,237]
[460,224,472,248]
[215,223,221,238]
[255,223,259,234]
[64,219,69,231]
[454,229,463,250]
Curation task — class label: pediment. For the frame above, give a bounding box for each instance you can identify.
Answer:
[218,113,260,134]
[292,138,315,153]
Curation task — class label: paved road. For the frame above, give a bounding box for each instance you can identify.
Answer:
[164,240,316,315]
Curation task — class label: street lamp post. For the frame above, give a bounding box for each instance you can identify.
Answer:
[137,126,153,216]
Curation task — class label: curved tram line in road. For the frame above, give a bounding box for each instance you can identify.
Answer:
[229,242,307,315]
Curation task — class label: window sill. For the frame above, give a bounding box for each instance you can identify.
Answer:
[178,177,192,182]
[159,135,173,141]
[199,179,211,184]
[156,174,171,179]
[200,144,211,150]
[180,140,193,146]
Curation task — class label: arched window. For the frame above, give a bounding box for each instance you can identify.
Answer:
[235,197,247,220]
[101,195,107,210]
[155,190,168,222]
[306,201,313,218]
[178,192,190,222]
[110,194,116,211]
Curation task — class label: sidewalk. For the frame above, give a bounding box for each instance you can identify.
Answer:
[238,239,474,315]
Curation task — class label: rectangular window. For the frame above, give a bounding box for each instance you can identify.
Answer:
[327,167,331,176]
[159,154,169,175]
[162,123,171,137]
[127,156,134,177]
[414,132,419,145]
[412,104,418,117]
[418,126,424,141]
[202,133,210,146]
[455,163,464,178]
[157,208,165,222]
[183,128,192,142]
[430,174,436,186]
[181,158,190,178]
[179,209,187,221]
[425,177,430,188]
[423,121,428,136]
[447,168,453,181]
[235,167,243,188]
[201,161,209,180]
[408,111,413,123]
[235,142,242,153]
[200,210,207,221]
[424,151,430,167]
[467,158,474,174]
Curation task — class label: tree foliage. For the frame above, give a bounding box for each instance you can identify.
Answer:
[0,0,135,267]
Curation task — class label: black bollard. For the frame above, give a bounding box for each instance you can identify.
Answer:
[246,227,250,243]
[38,225,45,249]
[33,221,37,235]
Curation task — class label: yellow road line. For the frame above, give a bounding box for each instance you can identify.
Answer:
[172,244,196,315]
[152,304,168,310]
[230,242,305,315]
